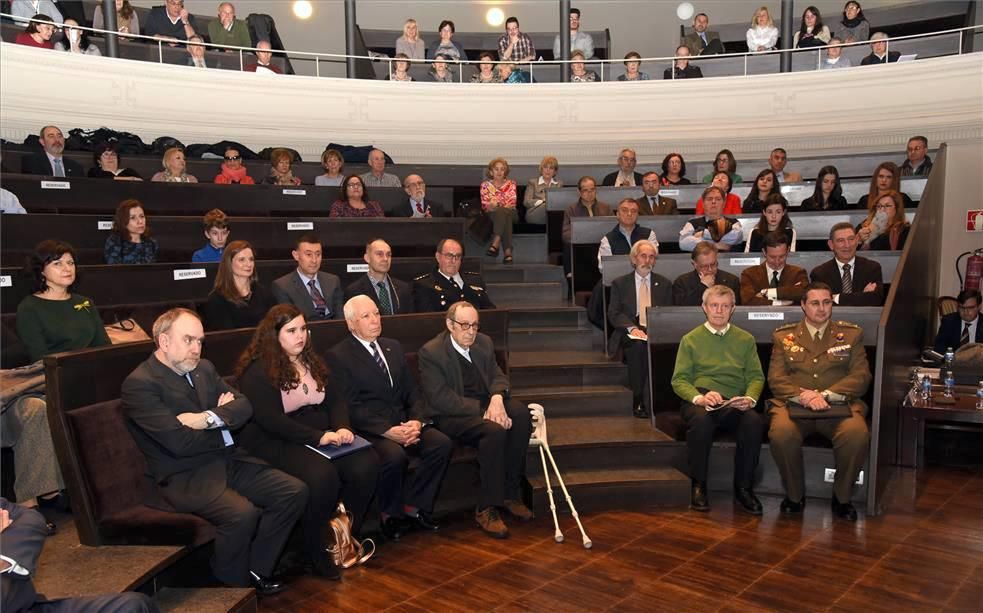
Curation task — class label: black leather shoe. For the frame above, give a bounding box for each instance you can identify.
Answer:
[831,495,858,522]
[734,487,763,515]
[249,571,286,596]
[780,497,805,515]
[690,481,710,512]
[632,405,650,419]
[44,520,57,536]
[381,516,409,541]
[407,511,440,532]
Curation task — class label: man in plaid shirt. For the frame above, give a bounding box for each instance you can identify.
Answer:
[498,17,536,63]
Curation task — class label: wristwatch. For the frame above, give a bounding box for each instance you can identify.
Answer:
[820,390,831,401]
[204,413,216,428]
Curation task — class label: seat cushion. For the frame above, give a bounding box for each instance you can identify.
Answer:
[99,506,214,547]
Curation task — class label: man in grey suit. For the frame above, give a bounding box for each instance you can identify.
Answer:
[681,12,724,56]
[344,239,414,315]
[607,241,672,418]
[272,233,344,320]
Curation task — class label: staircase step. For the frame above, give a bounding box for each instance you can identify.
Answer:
[464,233,548,265]
[512,384,632,417]
[526,416,681,472]
[508,326,596,351]
[483,263,565,284]
[487,281,564,306]
[507,306,588,328]
[508,350,627,387]
[154,587,257,613]
[529,466,690,514]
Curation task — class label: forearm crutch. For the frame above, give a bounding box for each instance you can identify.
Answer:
[528,403,592,549]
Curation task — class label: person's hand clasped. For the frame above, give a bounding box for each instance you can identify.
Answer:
[217,392,235,407]
[484,397,512,430]
[799,388,830,411]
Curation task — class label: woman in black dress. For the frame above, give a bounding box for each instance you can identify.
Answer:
[201,240,275,330]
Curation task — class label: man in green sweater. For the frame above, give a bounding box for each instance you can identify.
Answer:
[671,284,765,515]
[208,2,252,51]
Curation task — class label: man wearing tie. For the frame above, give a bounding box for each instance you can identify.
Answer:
[934,289,982,352]
[389,174,448,218]
[122,308,307,595]
[740,231,808,306]
[681,13,724,56]
[344,239,414,315]
[809,223,884,306]
[20,125,84,177]
[413,238,495,312]
[635,172,679,215]
[272,234,345,320]
[607,241,673,418]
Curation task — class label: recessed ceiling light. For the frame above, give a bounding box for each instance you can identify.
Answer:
[486,8,505,27]
[293,1,313,20]
[677,2,695,21]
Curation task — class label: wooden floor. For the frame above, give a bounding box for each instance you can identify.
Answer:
[262,465,983,612]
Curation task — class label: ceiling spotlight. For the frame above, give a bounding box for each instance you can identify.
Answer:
[293,1,313,20]
[486,7,505,27]
[677,2,695,21]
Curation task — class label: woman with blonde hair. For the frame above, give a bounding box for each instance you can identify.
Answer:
[746,6,778,52]
[395,18,425,59]
[151,147,197,182]
[480,157,518,263]
[315,148,345,186]
[523,156,562,225]
[856,189,910,251]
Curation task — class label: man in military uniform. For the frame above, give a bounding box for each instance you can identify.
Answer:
[413,238,495,312]
[767,282,871,521]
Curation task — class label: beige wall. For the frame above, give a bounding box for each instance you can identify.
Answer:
[938,141,983,297]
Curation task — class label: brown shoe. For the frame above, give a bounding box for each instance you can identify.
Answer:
[503,499,534,521]
[475,507,509,539]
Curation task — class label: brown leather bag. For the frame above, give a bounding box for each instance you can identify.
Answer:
[328,502,375,568]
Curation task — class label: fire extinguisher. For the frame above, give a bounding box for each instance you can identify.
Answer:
[956,249,983,291]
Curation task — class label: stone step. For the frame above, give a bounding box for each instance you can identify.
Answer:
[526,416,682,472]
[464,233,548,265]
[508,326,597,351]
[512,384,633,417]
[154,587,257,613]
[487,281,565,306]
[482,263,565,284]
[507,305,588,328]
[529,466,690,514]
[508,350,627,387]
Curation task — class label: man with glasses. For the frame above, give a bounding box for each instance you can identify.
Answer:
[208,2,251,51]
[635,171,678,215]
[186,35,208,68]
[144,0,199,42]
[498,16,536,64]
[21,125,83,177]
[418,301,533,538]
[672,241,741,306]
[389,174,447,218]
[413,239,495,312]
[900,136,933,176]
[602,148,643,187]
[934,289,982,352]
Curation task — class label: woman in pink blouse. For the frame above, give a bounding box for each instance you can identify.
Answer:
[480,157,518,264]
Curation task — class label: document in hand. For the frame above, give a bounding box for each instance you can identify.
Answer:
[705,396,755,412]
[306,435,373,460]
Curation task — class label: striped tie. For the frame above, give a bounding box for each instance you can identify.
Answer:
[841,263,853,295]
[371,342,391,385]
[308,280,327,318]
[961,322,971,346]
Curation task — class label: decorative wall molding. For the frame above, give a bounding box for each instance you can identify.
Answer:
[2,44,981,165]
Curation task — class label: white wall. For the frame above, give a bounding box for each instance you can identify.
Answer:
[938,142,983,297]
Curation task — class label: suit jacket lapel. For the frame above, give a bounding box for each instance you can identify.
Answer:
[149,356,200,411]
[190,369,209,411]
[349,335,391,388]
[441,333,465,393]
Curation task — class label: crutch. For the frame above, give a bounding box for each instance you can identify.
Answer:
[528,403,592,549]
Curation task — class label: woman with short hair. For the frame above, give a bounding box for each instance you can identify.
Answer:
[470,51,503,83]
[695,171,743,215]
[315,149,345,186]
[425,53,455,83]
[88,142,142,180]
[660,153,691,186]
[14,14,56,49]
[834,1,870,43]
[618,51,650,81]
[480,157,518,263]
[702,149,742,184]
[569,50,599,82]
[386,53,415,82]
[523,156,562,225]
[151,147,197,183]
[427,19,467,61]
[214,147,255,184]
[265,148,302,186]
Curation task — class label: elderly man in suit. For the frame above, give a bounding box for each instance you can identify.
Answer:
[601,148,644,187]
[934,289,982,352]
[636,172,678,215]
[681,12,724,56]
[344,239,414,315]
[768,283,872,521]
[418,301,532,539]
[328,295,452,542]
[272,233,345,320]
[809,222,884,306]
[20,126,84,177]
[388,174,447,218]
[607,241,672,418]
[121,308,307,594]
[740,231,808,306]
[673,241,741,306]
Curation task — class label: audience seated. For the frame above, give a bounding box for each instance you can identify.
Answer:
[413,238,495,312]
[660,153,692,186]
[395,18,425,60]
[208,2,252,51]
[856,189,910,251]
[636,171,678,215]
[681,12,724,56]
[272,233,344,320]
[201,240,275,330]
[186,35,208,68]
[498,17,536,63]
[21,125,84,177]
[933,289,982,352]
[122,308,307,595]
[214,147,255,184]
[834,1,870,43]
[498,62,530,84]
[360,149,401,188]
[597,198,658,271]
[386,53,415,82]
[746,6,779,52]
[315,149,345,186]
[54,19,102,55]
[88,142,143,180]
[327,295,451,542]
[900,135,933,176]
[265,148,302,186]
[569,50,599,82]
[523,156,561,225]
[745,194,797,253]
[856,161,914,210]
[681,186,744,252]
[553,7,595,59]
[673,241,742,305]
[143,0,199,42]
[740,231,807,305]
[0,188,27,214]
[104,199,158,264]
[330,175,384,218]
[801,165,848,210]
[617,51,650,81]
[822,37,853,69]
[425,54,455,83]
[767,283,872,521]
[860,32,900,65]
[93,0,140,36]
[768,147,802,183]
[470,51,503,83]
[702,149,742,185]
[11,2,63,24]
[607,241,672,418]
[602,148,643,187]
[671,284,765,514]
[192,208,230,262]
[15,13,56,50]
[417,301,533,538]
[793,6,832,48]
[427,20,467,62]
[742,169,781,214]
[244,41,282,74]
[151,147,198,183]
[390,174,446,218]
[696,171,743,215]
[809,222,884,306]
[562,176,611,244]
[480,157,519,264]
[344,239,414,315]
[664,45,703,79]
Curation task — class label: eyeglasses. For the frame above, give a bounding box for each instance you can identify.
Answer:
[874,203,896,210]
[224,155,241,161]
[451,320,480,331]
[406,180,425,187]
[440,252,463,260]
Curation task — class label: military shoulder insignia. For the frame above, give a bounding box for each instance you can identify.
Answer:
[835,321,860,328]
[774,323,797,332]
[413,273,429,281]
[462,271,482,277]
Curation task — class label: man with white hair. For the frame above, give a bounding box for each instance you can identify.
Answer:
[360,149,401,188]
[860,32,900,65]
[208,2,252,51]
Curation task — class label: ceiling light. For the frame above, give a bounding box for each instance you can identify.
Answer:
[293,1,313,20]
[677,2,695,21]
[486,8,505,27]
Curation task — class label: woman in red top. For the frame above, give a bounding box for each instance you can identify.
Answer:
[214,148,256,184]
[695,171,743,215]
[15,14,56,49]
[480,157,518,264]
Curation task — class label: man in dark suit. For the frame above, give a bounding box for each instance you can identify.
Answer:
[121,308,307,595]
[673,241,741,306]
[413,238,495,312]
[934,289,982,353]
[601,148,644,186]
[344,239,414,315]
[740,231,808,306]
[1,498,159,613]
[388,174,448,218]
[809,222,884,306]
[272,233,344,320]
[681,12,724,56]
[20,125,84,177]
[607,241,673,418]
[860,32,901,65]
[636,172,678,215]
[328,295,452,542]
[664,45,704,79]
[418,302,532,539]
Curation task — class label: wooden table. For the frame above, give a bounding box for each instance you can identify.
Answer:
[898,384,983,467]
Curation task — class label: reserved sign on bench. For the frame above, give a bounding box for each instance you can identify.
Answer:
[173,269,207,281]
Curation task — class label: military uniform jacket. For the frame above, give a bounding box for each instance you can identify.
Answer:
[412,268,496,312]
[768,320,872,415]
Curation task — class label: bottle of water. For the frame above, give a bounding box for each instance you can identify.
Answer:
[920,373,932,401]
[976,380,983,410]
[942,347,955,399]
